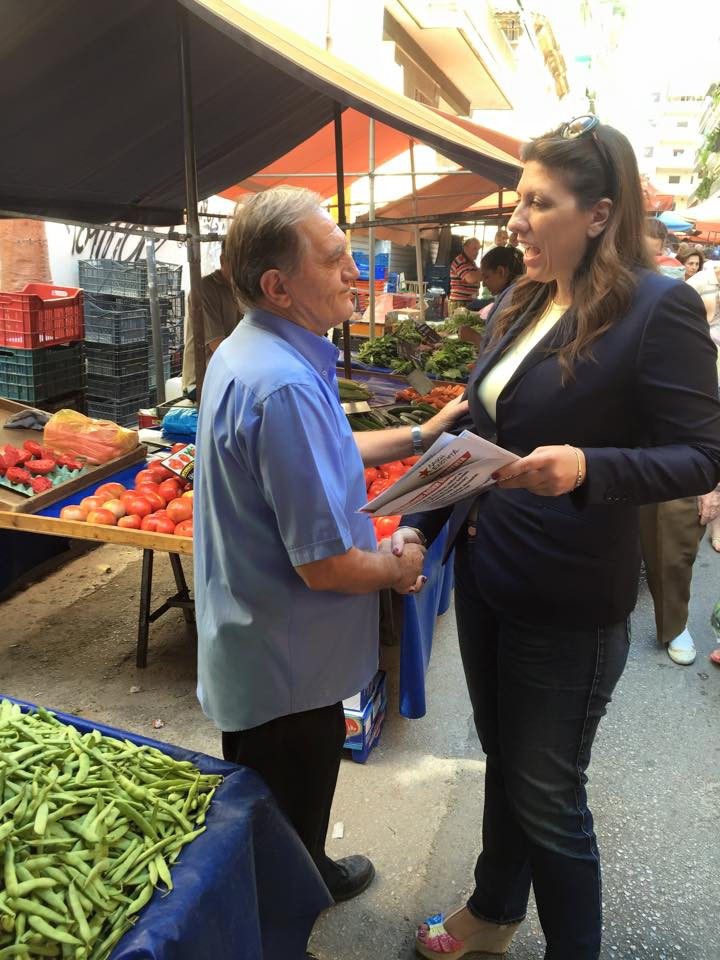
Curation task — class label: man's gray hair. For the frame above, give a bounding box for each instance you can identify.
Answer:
[225,187,322,306]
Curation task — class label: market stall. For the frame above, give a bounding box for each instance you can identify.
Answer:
[1,696,330,960]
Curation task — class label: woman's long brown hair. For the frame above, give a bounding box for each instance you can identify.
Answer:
[487,123,655,379]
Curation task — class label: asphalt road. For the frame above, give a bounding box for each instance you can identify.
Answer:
[310,539,720,960]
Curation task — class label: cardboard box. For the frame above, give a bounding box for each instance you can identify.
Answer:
[343,672,387,758]
[342,669,383,712]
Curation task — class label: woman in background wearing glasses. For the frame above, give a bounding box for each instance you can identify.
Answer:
[396,118,720,960]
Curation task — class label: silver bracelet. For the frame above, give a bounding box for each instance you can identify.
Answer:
[411,424,424,455]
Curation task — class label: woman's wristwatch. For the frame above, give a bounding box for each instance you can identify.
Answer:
[410,424,425,456]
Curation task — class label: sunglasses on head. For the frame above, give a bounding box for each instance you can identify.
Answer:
[560,115,615,199]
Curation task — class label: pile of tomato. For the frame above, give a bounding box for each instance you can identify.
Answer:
[364,456,420,543]
[59,453,193,538]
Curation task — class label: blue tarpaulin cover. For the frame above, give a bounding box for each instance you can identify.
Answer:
[399,526,454,719]
[3,696,332,960]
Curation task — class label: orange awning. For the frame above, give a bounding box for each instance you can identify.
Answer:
[220,107,522,204]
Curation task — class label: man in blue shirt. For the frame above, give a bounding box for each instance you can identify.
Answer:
[195,187,466,907]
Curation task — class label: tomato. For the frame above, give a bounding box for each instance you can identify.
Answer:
[134,479,160,496]
[103,498,126,521]
[147,464,175,482]
[402,456,421,467]
[86,508,116,526]
[118,515,142,529]
[124,495,153,518]
[170,443,187,454]
[80,496,107,512]
[136,489,165,512]
[166,497,193,524]
[364,467,379,489]
[26,459,56,475]
[368,479,391,499]
[95,482,125,500]
[134,468,159,487]
[385,465,406,481]
[157,478,182,502]
[60,505,87,522]
[174,519,193,538]
[375,516,401,539]
[141,515,176,534]
[182,489,193,500]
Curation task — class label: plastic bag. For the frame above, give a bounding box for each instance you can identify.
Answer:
[161,406,198,441]
[44,409,139,464]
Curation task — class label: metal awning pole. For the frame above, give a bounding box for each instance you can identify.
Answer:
[334,103,352,380]
[177,5,205,403]
[409,140,425,320]
[145,237,166,404]
[368,118,376,341]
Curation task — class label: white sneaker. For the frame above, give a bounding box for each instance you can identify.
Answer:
[667,628,696,665]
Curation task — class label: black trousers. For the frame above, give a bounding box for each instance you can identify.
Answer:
[222,701,347,886]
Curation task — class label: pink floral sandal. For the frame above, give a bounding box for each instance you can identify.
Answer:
[415,908,521,959]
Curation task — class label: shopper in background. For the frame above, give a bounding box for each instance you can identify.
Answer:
[194,187,467,925]
[493,227,509,247]
[449,237,483,314]
[389,117,720,959]
[638,219,720,664]
[181,238,244,401]
[645,218,685,280]
[677,248,705,280]
[478,246,525,306]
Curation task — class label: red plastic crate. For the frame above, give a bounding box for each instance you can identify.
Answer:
[0,283,84,349]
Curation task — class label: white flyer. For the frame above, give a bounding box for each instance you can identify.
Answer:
[360,430,518,516]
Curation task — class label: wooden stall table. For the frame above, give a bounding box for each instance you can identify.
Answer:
[0,493,194,669]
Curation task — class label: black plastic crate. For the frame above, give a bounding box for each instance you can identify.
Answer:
[79,260,182,299]
[87,369,149,400]
[86,394,147,428]
[84,294,148,345]
[41,390,87,415]
[86,342,148,378]
[0,343,85,404]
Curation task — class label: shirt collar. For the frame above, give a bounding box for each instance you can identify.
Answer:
[244,307,339,376]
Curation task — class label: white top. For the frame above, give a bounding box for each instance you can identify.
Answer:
[478,301,566,422]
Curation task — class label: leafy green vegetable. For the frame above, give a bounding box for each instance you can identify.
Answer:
[442,307,486,335]
[424,340,477,381]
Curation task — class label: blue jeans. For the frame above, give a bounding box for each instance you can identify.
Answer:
[454,533,630,960]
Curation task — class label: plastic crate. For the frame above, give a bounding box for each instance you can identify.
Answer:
[79,259,182,299]
[84,294,148,345]
[0,343,85,404]
[41,390,87,415]
[0,283,84,349]
[86,394,147,428]
[86,342,148,378]
[87,370,149,400]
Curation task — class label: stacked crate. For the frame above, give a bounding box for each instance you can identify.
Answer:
[0,283,86,411]
[79,260,184,427]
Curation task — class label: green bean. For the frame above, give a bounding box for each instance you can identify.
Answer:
[66,883,91,946]
[26,916,81,947]
[33,803,49,837]
[9,900,67,927]
[125,882,153,916]
[11,880,56,898]
[4,843,18,898]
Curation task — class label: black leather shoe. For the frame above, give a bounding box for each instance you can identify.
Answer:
[325,854,376,903]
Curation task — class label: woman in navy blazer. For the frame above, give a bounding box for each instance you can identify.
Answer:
[401,119,720,960]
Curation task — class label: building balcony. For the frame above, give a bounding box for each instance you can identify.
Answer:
[384,0,517,112]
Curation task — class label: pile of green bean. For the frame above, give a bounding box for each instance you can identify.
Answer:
[0,699,222,960]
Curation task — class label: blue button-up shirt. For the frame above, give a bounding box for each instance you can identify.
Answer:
[194,308,378,731]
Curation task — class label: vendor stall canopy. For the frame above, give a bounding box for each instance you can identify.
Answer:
[0,0,521,226]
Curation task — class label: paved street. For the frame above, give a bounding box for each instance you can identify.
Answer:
[2,538,719,960]
[310,539,720,960]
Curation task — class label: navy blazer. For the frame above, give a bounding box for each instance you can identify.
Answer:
[404,270,720,626]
